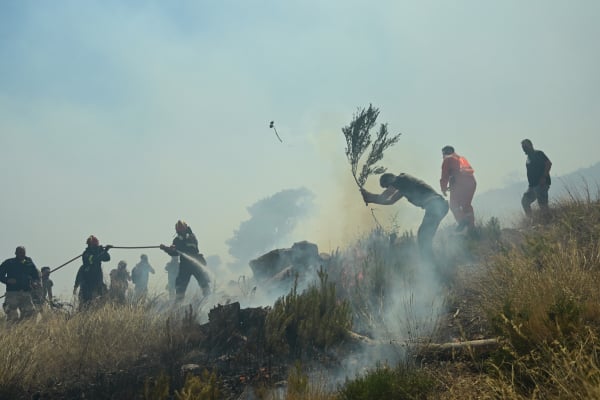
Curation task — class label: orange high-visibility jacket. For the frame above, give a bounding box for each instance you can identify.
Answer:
[440,153,474,192]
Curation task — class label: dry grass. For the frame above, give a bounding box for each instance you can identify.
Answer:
[0,300,169,396]
[446,194,600,399]
[3,193,600,399]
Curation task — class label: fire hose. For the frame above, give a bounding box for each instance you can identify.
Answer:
[0,245,163,300]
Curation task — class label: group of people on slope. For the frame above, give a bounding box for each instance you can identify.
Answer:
[0,139,552,321]
[361,139,552,261]
[105,254,155,304]
[73,220,210,309]
[0,220,211,322]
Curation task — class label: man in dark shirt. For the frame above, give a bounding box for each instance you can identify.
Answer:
[160,220,210,302]
[361,173,449,261]
[131,254,155,298]
[0,246,41,322]
[521,139,552,217]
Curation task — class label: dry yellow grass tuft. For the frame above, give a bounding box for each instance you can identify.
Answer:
[0,301,168,394]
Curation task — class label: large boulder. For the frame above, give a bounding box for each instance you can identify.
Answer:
[249,241,325,283]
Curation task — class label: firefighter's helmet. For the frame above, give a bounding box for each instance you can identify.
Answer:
[87,235,100,247]
[175,220,188,234]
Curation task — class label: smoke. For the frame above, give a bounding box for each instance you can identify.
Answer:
[225,187,316,275]
[322,228,447,384]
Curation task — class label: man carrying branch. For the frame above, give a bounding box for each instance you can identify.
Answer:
[342,104,447,261]
[361,173,448,262]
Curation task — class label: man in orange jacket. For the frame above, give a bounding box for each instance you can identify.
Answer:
[440,145,477,232]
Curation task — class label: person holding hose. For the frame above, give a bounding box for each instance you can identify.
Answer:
[160,220,210,302]
[74,235,111,309]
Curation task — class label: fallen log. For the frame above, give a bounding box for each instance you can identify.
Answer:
[419,338,499,351]
[416,338,501,360]
[345,331,500,359]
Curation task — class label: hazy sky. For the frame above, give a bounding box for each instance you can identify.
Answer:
[2,1,599,297]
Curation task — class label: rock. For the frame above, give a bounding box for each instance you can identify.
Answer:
[249,241,326,283]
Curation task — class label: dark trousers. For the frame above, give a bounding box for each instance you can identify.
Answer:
[522,184,549,216]
[175,263,210,301]
[79,283,106,309]
[418,196,449,261]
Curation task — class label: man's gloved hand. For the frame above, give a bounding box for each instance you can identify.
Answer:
[160,244,175,253]
[73,287,78,296]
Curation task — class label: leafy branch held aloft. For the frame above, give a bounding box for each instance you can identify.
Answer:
[342,104,402,189]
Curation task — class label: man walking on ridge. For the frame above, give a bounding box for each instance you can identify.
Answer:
[521,139,552,218]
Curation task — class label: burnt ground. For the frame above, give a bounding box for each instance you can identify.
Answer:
[23,283,495,400]
[175,281,495,399]
[175,302,363,399]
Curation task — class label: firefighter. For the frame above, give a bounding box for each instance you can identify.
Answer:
[73,235,111,309]
[440,145,477,232]
[160,220,210,302]
[361,173,449,262]
[0,246,41,322]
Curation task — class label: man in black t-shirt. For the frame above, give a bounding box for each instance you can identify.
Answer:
[361,173,449,262]
[521,139,552,217]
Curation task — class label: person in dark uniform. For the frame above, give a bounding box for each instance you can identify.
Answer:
[74,235,111,309]
[361,173,449,261]
[160,220,210,302]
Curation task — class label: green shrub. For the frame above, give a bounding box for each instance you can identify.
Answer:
[337,363,434,400]
[287,361,309,396]
[175,369,220,400]
[265,268,352,357]
[143,371,170,400]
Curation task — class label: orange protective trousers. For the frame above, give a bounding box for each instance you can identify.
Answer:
[449,175,476,227]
